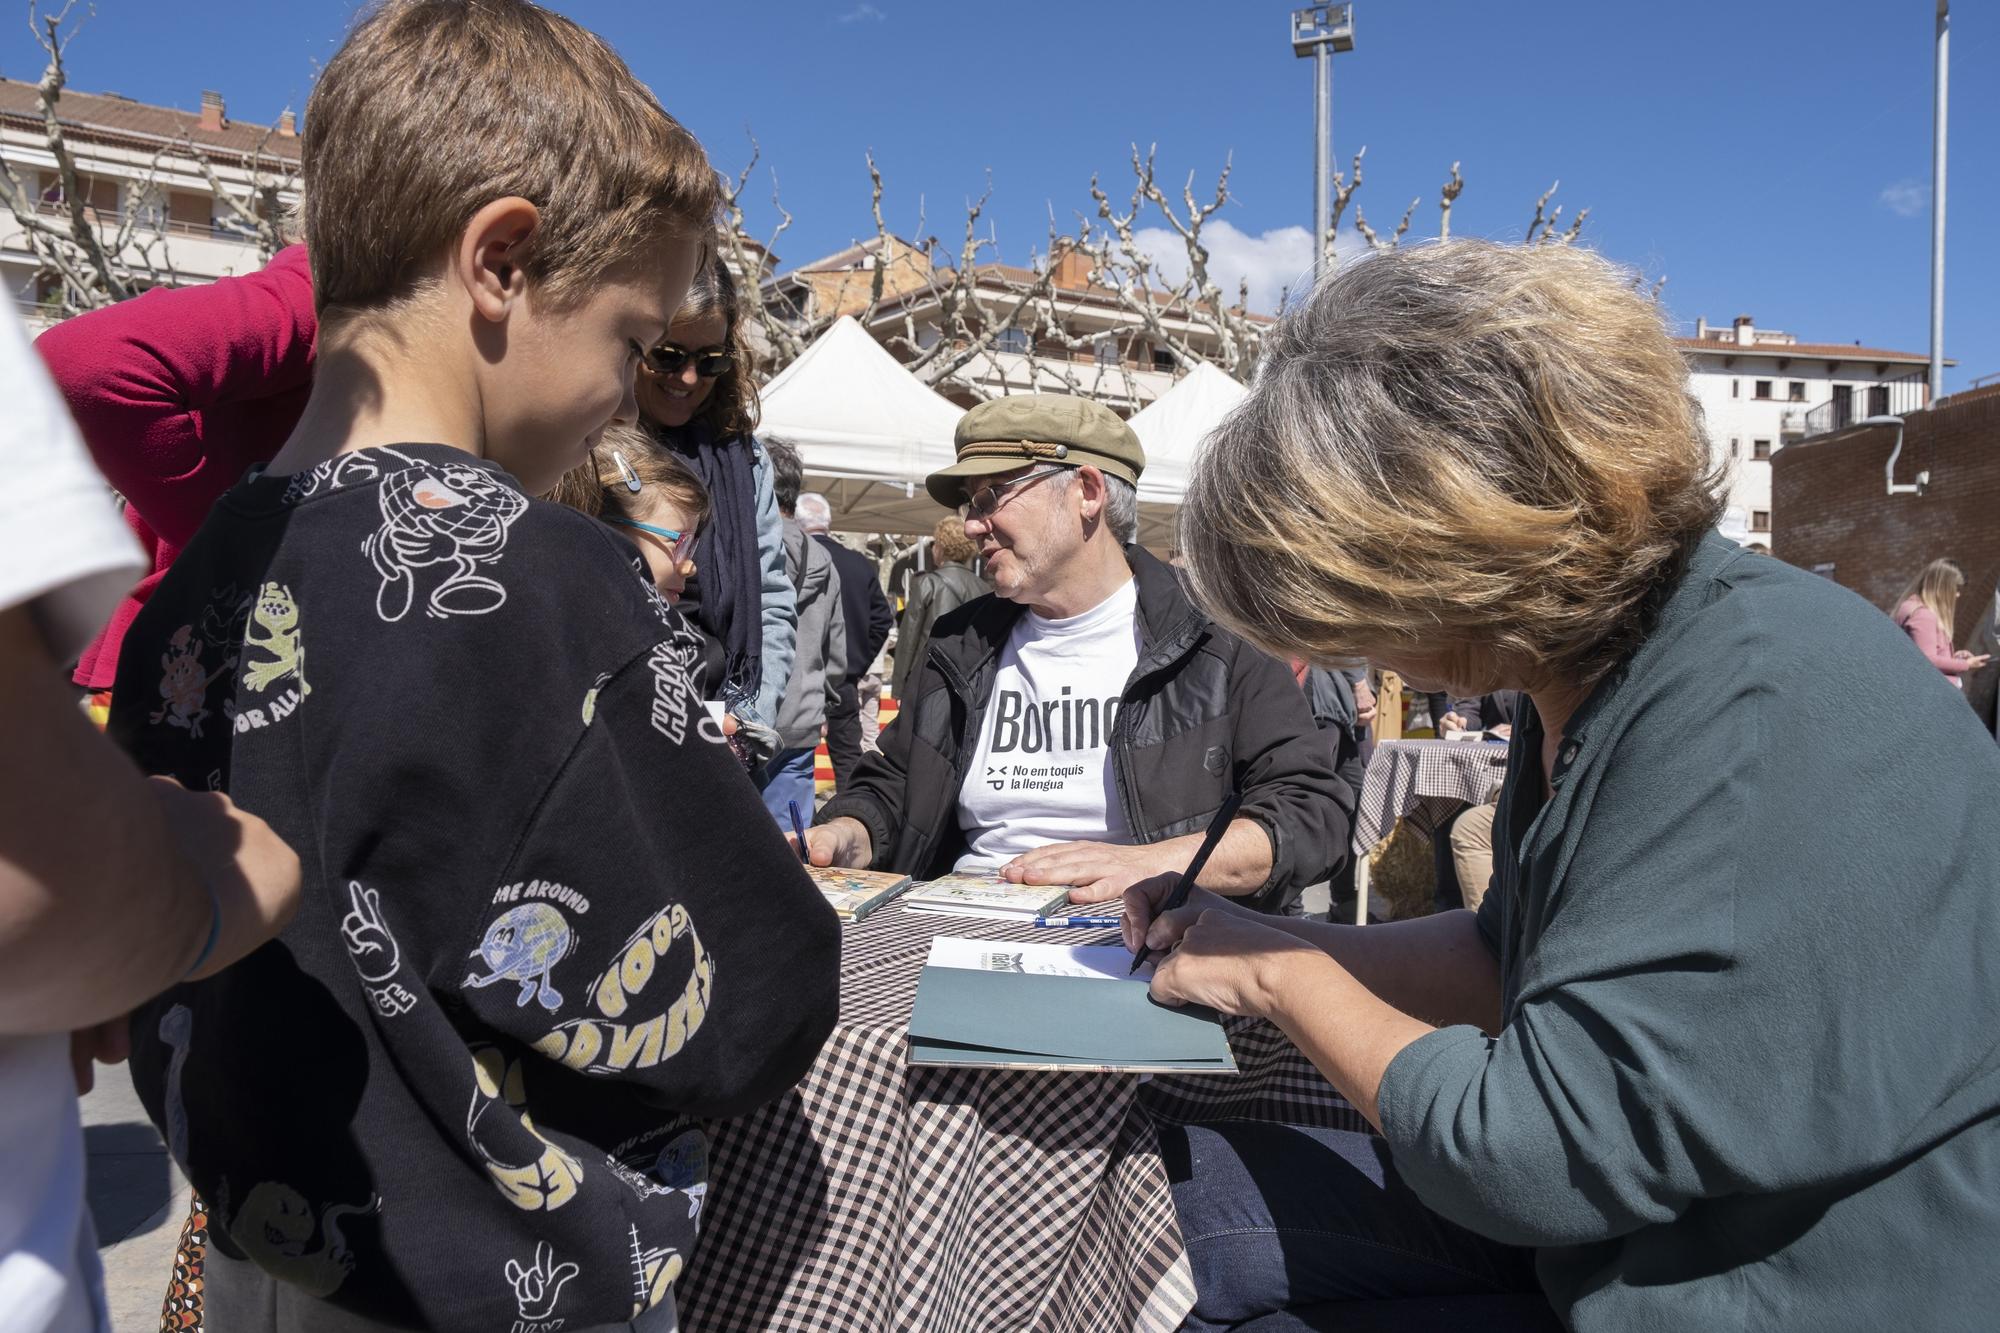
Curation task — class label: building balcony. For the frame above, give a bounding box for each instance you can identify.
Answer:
[1800,370,1929,439]
[0,201,275,285]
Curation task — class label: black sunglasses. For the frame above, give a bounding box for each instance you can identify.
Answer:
[641,342,734,379]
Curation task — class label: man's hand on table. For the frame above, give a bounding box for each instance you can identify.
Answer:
[794,816,873,869]
[1000,840,1176,905]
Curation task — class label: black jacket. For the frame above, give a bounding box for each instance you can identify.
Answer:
[890,561,986,701]
[821,546,1352,912]
[813,532,893,681]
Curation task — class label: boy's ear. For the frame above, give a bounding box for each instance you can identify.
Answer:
[456,196,541,323]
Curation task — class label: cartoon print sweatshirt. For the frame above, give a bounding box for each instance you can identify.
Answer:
[109,444,840,1331]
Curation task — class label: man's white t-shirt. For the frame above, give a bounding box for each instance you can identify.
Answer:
[956,578,1140,867]
[0,305,143,1333]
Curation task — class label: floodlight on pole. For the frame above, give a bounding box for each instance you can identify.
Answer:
[1292,4,1354,286]
[1929,0,1947,405]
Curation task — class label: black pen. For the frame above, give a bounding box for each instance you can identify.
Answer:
[1130,791,1242,976]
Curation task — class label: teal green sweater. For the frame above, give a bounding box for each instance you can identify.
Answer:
[1378,535,2000,1331]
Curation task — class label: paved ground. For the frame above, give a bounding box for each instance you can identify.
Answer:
[81,1072,187,1332]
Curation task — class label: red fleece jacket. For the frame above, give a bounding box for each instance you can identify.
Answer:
[35,245,317,689]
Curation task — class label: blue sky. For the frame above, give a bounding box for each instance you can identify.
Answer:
[5,1,1991,389]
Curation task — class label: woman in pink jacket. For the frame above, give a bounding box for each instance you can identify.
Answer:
[33,246,317,693]
[1893,559,1992,688]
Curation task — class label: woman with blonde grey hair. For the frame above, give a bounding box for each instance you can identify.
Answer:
[1126,241,2000,1332]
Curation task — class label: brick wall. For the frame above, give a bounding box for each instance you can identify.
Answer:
[1772,385,2000,648]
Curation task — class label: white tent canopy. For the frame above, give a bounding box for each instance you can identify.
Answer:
[1124,360,1249,549]
[757,316,965,536]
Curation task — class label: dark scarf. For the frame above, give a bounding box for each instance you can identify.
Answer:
[651,417,763,713]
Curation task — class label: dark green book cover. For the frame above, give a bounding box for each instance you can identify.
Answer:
[906,965,1238,1073]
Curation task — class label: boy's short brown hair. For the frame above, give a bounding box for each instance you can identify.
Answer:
[304,0,720,325]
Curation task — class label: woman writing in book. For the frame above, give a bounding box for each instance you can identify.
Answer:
[1127,242,2000,1332]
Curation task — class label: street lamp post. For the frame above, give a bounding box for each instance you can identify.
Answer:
[1929,0,1948,405]
[1292,4,1355,286]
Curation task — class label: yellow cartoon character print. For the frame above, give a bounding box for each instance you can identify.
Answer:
[467,1046,584,1213]
[220,1180,377,1297]
[150,624,235,739]
[241,581,309,696]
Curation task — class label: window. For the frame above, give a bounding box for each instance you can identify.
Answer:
[1752,439,1772,461]
[1094,336,1120,367]
[1731,379,1740,399]
[993,328,1031,355]
[1788,381,1806,402]
[1729,437,1740,459]
[1867,384,1890,417]
[1754,380,1773,400]
[1151,345,1176,372]
[1751,510,1771,532]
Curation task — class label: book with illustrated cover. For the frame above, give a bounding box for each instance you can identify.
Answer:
[806,866,912,922]
[901,867,1073,921]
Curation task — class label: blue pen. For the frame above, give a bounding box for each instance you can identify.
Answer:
[787,800,809,864]
[1034,915,1123,928]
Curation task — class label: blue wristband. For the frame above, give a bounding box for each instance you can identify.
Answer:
[183,882,222,979]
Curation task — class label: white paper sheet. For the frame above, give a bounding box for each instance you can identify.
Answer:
[925,935,1154,983]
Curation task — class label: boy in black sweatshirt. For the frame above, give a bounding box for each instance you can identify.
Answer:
[107,3,839,1328]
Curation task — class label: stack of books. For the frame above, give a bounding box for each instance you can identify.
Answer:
[901,868,1075,922]
[805,866,912,923]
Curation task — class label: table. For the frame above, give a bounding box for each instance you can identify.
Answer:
[1351,739,1509,924]
[678,906,1365,1332]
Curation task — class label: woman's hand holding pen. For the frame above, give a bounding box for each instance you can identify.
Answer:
[1121,876,1316,1017]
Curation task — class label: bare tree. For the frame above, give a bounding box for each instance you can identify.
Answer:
[723,131,1617,397]
[1,1,298,317]
[182,119,298,263]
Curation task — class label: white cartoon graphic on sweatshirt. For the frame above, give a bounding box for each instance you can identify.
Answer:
[364,463,528,622]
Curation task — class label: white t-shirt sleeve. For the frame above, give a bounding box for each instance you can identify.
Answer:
[0,308,143,661]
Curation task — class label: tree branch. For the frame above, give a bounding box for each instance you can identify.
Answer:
[1437,161,1463,241]
[31,0,131,303]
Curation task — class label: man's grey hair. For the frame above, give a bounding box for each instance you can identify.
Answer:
[796,492,833,533]
[1054,469,1138,545]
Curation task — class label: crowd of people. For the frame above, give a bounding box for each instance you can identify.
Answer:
[4,3,1998,1332]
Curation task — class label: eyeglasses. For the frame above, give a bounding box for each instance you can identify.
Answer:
[639,342,734,380]
[605,517,698,565]
[959,465,1069,521]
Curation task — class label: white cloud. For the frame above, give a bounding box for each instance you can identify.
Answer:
[1879,180,1926,218]
[837,3,887,21]
[1131,220,1367,315]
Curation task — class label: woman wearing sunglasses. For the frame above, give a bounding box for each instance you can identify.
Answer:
[634,257,797,765]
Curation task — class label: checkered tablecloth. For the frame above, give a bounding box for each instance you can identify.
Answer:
[677,906,1365,1332]
[1353,739,1510,853]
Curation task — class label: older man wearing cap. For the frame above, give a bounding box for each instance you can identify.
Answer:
[802,394,1351,912]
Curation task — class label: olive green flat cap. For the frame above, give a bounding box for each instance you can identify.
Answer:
[925,393,1145,508]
